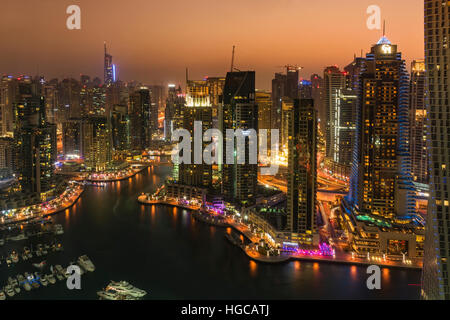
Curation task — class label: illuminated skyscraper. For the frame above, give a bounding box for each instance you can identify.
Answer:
[104,42,115,87]
[129,87,152,151]
[222,71,258,205]
[82,116,112,172]
[177,79,212,188]
[409,60,428,186]
[62,119,83,158]
[271,67,300,139]
[324,66,346,160]
[164,84,184,141]
[256,90,272,157]
[422,0,450,300]
[0,75,19,136]
[14,79,57,197]
[347,36,415,220]
[286,99,318,244]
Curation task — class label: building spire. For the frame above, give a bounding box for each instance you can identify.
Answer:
[383,20,386,37]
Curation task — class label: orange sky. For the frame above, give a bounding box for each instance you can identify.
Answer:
[0,0,424,90]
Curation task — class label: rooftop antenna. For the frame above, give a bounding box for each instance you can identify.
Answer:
[383,20,386,37]
[230,45,235,72]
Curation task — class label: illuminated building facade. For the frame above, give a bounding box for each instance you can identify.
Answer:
[422,0,450,300]
[82,116,112,172]
[110,104,130,154]
[0,137,14,170]
[324,66,346,161]
[14,82,57,196]
[177,79,213,188]
[286,99,318,245]
[129,87,152,151]
[347,37,415,220]
[409,60,428,185]
[104,43,115,87]
[178,106,212,188]
[335,89,357,171]
[165,84,184,141]
[0,75,18,136]
[310,74,325,128]
[62,119,83,158]
[222,71,258,206]
[256,90,272,156]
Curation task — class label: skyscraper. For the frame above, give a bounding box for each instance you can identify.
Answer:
[310,74,325,128]
[409,60,428,186]
[178,107,212,188]
[14,79,57,196]
[104,42,115,87]
[347,36,415,220]
[177,79,213,188]
[422,0,450,300]
[82,116,112,172]
[271,66,300,138]
[222,71,258,206]
[323,66,346,161]
[286,99,318,245]
[62,119,83,158]
[164,84,184,141]
[129,87,152,151]
[256,90,272,158]
[0,75,19,136]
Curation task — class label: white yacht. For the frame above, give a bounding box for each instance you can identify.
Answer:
[4,285,15,297]
[54,224,64,235]
[0,291,5,300]
[40,275,48,287]
[97,289,121,300]
[77,255,95,272]
[107,281,147,298]
[97,289,136,300]
[47,274,56,285]
[23,281,31,292]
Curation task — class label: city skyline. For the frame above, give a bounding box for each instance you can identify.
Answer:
[1,0,449,304]
[0,0,423,90]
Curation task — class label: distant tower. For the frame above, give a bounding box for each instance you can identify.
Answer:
[104,42,114,87]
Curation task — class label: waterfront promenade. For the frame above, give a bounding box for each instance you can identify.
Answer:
[137,195,422,270]
[1,184,84,226]
[85,165,147,183]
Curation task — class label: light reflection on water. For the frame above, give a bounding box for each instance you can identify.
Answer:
[4,166,420,300]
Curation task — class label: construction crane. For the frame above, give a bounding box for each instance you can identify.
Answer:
[230,45,241,72]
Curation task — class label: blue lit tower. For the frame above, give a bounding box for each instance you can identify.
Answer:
[104,42,115,87]
[346,36,415,220]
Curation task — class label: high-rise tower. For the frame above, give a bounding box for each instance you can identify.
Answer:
[422,0,450,300]
[104,42,115,87]
[409,60,428,186]
[286,99,318,245]
[347,36,415,220]
[221,71,258,206]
